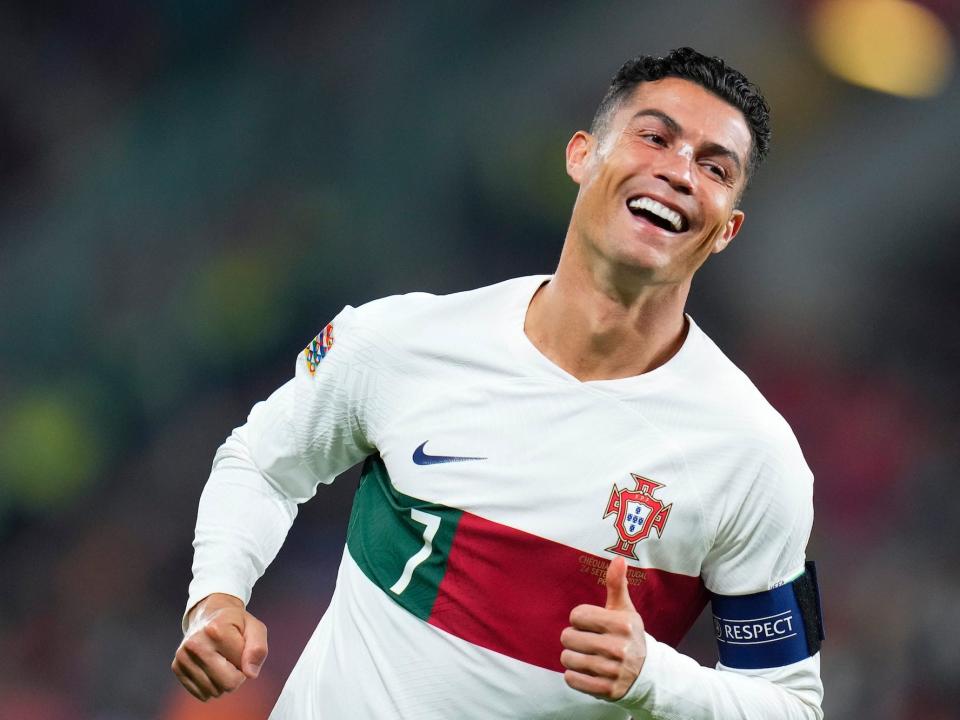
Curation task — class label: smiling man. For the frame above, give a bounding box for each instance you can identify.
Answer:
[172,48,824,719]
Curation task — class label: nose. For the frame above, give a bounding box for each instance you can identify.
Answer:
[654,147,694,196]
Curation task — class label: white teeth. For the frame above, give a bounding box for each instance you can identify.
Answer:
[628,196,683,232]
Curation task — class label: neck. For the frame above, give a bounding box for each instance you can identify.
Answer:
[525,239,691,381]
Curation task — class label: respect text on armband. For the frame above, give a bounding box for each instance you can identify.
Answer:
[713,611,796,644]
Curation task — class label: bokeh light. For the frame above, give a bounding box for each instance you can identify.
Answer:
[0,391,104,511]
[178,250,291,366]
[809,0,955,97]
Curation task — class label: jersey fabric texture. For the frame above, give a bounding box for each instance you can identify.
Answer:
[186,275,824,719]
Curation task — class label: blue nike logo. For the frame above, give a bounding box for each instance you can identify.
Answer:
[412,441,487,466]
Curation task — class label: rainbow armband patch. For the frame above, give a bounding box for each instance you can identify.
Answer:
[711,561,824,669]
[304,322,335,375]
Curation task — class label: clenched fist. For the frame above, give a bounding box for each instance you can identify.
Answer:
[171,593,268,701]
[561,556,647,701]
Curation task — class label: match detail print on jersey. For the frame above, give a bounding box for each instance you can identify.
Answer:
[346,455,708,672]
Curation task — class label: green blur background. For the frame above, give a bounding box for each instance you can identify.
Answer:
[1,1,958,718]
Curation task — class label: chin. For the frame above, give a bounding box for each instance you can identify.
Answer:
[612,234,672,271]
[604,250,670,283]
[582,224,674,278]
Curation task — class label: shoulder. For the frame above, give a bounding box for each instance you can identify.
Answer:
[685,322,814,591]
[344,275,545,347]
[354,275,543,322]
[680,320,813,540]
[683,318,807,471]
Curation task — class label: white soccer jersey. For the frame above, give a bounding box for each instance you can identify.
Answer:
[187,275,824,719]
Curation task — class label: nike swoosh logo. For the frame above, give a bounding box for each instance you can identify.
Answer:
[412,441,487,466]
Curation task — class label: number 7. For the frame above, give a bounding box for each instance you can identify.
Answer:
[390,509,441,595]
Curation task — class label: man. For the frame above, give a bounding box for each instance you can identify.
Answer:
[172,47,824,718]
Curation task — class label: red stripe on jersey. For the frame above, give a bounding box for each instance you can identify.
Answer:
[429,511,707,672]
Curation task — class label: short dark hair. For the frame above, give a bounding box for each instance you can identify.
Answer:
[590,47,771,183]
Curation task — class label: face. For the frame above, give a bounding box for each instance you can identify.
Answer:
[566,77,752,285]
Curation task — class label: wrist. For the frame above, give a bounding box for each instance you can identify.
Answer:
[615,632,661,709]
[202,592,246,609]
[187,592,245,628]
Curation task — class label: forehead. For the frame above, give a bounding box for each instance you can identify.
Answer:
[611,77,752,161]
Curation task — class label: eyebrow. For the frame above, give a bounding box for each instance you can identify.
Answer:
[630,109,682,135]
[628,109,744,176]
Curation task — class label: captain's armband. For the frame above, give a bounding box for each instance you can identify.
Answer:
[711,561,824,669]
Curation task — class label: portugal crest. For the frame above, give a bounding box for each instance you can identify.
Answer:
[603,474,672,559]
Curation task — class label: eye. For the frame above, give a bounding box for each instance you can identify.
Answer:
[642,133,667,147]
[702,162,727,180]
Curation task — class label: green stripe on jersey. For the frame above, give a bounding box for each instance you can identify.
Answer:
[346,455,463,620]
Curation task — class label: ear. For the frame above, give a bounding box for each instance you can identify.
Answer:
[565,131,594,185]
[712,209,744,254]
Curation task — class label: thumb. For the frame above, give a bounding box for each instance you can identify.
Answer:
[241,614,269,678]
[605,556,635,611]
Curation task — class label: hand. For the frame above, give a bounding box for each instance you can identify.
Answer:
[171,593,268,701]
[561,556,647,701]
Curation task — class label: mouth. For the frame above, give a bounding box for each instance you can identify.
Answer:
[626,196,689,233]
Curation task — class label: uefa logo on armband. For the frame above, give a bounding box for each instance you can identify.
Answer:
[304,322,335,375]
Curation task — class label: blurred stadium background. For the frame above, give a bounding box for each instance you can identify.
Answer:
[1,1,957,718]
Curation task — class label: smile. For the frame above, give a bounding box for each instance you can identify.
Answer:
[626,196,688,233]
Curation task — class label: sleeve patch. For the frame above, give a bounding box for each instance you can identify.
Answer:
[711,561,824,669]
[304,322,335,374]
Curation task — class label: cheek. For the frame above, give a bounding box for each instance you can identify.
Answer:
[704,187,736,222]
[688,219,728,261]
[699,191,736,237]
[580,166,620,218]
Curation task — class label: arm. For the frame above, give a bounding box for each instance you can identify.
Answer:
[172,307,377,700]
[561,559,822,720]
[562,447,823,719]
[619,632,822,719]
